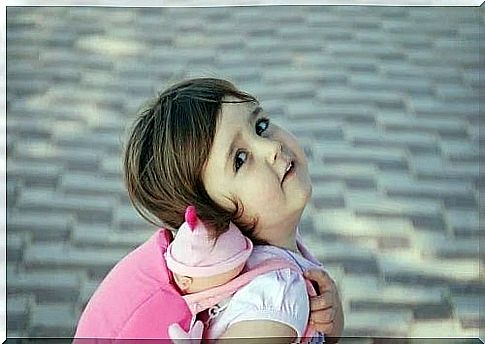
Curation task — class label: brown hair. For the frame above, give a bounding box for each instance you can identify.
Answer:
[123,78,263,242]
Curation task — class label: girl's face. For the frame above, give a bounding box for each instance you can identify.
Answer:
[202,98,312,246]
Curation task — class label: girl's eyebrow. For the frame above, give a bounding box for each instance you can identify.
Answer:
[224,105,263,170]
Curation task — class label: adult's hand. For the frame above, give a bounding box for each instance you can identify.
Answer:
[304,268,344,343]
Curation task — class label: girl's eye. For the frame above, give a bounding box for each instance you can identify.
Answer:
[234,150,247,172]
[255,117,270,136]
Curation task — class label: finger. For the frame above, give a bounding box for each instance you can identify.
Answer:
[310,319,334,334]
[304,269,334,292]
[309,291,335,310]
[310,307,335,323]
[309,307,335,323]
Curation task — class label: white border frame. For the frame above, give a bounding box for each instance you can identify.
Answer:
[1,1,482,343]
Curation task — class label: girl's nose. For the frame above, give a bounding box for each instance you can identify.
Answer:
[271,141,283,163]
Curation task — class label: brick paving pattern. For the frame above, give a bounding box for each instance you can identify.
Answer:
[6,5,484,341]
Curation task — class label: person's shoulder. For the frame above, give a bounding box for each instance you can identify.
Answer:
[234,265,306,303]
[221,261,310,338]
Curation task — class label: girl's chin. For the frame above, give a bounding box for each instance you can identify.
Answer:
[287,193,311,221]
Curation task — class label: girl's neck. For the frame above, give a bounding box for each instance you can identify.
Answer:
[270,226,300,255]
[258,210,303,254]
[284,241,301,256]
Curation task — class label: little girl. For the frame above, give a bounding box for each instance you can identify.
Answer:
[122,78,343,342]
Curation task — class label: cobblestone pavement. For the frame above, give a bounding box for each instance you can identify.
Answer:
[6,5,484,341]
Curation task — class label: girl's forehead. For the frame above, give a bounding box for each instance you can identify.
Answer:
[219,101,262,133]
[220,98,257,116]
[218,100,262,134]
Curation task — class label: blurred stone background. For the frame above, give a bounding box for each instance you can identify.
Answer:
[5,5,484,341]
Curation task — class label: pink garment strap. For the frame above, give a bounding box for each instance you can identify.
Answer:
[183,258,299,315]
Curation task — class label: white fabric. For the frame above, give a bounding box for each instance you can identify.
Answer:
[203,244,322,340]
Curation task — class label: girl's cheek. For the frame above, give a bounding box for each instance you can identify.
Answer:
[247,179,282,202]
